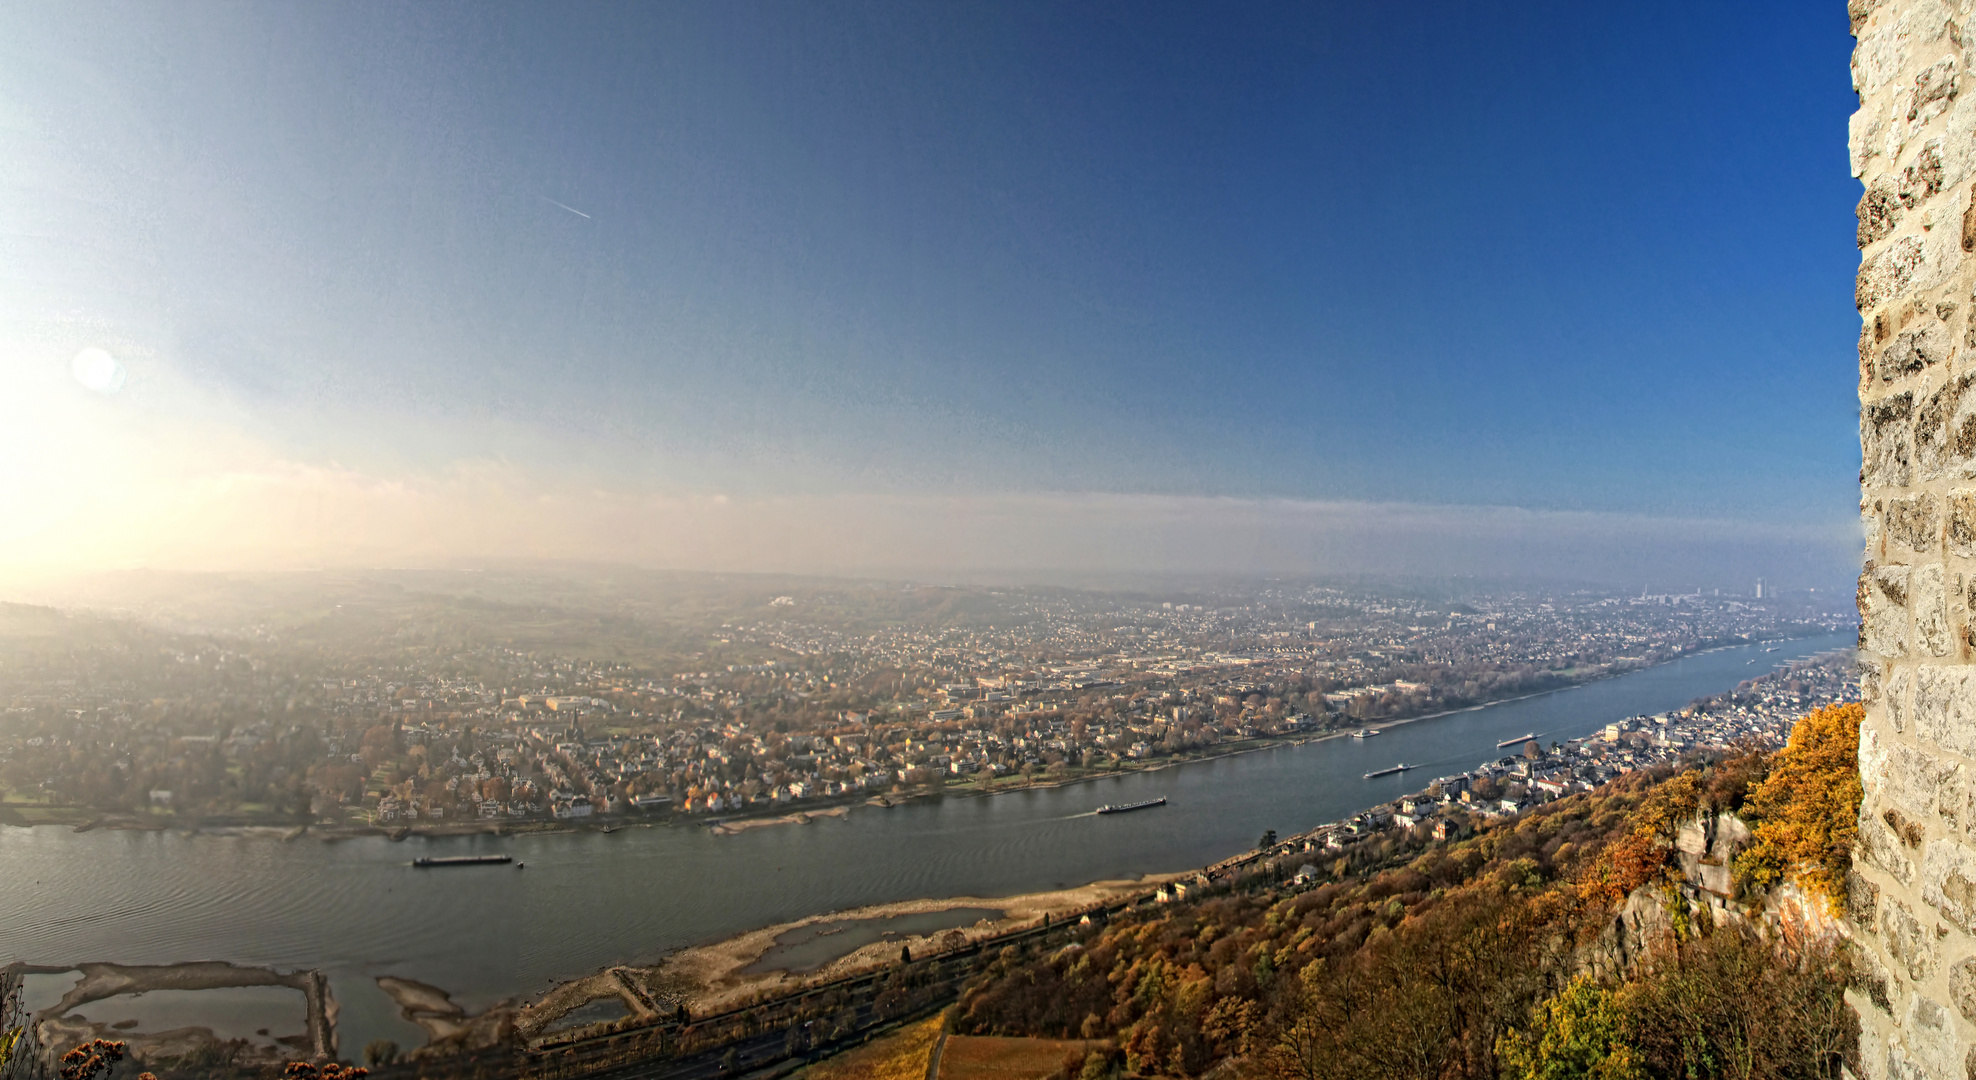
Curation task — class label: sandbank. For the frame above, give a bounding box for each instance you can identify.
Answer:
[709,805,850,835]
[663,874,1178,1015]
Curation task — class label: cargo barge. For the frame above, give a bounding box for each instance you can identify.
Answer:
[1362,763,1414,780]
[1095,797,1167,815]
[412,854,514,868]
[1495,733,1540,749]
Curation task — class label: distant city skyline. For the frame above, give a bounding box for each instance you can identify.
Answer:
[0,1,1863,590]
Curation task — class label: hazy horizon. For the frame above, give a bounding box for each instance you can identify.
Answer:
[0,484,1860,599]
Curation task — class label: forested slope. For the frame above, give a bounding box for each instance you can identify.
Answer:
[946,704,1865,1080]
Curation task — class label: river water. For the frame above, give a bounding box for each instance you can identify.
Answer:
[0,632,1853,1052]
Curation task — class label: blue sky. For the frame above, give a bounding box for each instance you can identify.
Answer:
[0,1,1865,587]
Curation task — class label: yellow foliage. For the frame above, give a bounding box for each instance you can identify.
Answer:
[1734,703,1864,912]
[1629,772,1700,843]
[1498,976,1646,1080]
[801,1015,943,1080]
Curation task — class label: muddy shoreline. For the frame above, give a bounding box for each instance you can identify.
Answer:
[8,960,336,1069]
[502,872,1181,1047]
[669,875,1176,1011]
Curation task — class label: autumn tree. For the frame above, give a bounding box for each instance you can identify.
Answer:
[1735,703,1864,909]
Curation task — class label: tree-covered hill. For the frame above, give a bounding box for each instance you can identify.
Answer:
[945,704,1865,1080]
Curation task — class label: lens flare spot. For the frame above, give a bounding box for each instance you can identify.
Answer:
[72,348,127,394]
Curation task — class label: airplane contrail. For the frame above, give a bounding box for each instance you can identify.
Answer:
[542,197,591,219]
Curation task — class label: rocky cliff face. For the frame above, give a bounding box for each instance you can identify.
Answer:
[1850,1,1976,1076]
[1591,812,1842,980]
[1676,812,1753,906]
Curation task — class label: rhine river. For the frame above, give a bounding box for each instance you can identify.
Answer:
[0,632,1852,1051]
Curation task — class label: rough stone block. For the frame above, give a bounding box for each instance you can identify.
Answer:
[1882,667,1911,732]
[1903,993,1959,1078]
[1859,236,1927,311]
[1883,893,1937,980]
[1885,804,1927,848]
[1864,181,1905,246]
[1884,734,1976,836]
[1853,870,1883,932]
[1849,0,1885,35]
[1855,105,1888,178]
[1863,390,1915,488]
[1899,141,1946,212]
[1947,489,1976,556]
[1861,803,1919,885]
[1914,564,1952,655]
[1861,722,1910,806]
[1882,1041,1933,1080]
[1862,564,1913,657]
[1951,955,1976,1020]
[1853,4,1917,96]
[1886,492,1941,552]
[1915,372,1976,478]
[1881,323,1944,383]
[1906,59,1958,127]
[1922,838,1976,933]
[1911,663,1976,752]
[1881,892,1928,983]
[1939,75,1976,183]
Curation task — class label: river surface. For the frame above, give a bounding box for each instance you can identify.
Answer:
[0,632,1853,1052]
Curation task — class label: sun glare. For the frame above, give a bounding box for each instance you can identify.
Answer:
[70,347,126,394]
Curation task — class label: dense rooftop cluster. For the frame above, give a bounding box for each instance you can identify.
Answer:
[0,574,1848,827]
[1258,652,1858,873]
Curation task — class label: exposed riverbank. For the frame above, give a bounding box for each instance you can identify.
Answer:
[501,874,1182,1044]
[669,876,1176,1013]
[9,960,335,1068]
[707,805,850,834]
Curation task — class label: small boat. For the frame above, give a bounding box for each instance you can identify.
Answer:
[412,854,513,868]
[1495,733,1539,749]
[1363,763,1414,780]
[1350,729,1378,739]
[1095,797,1167,815]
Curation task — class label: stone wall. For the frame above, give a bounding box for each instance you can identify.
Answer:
[1853,2,1976,1076]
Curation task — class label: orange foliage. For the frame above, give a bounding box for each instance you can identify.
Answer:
[58,1041,123,1080]
[1575,770,1700,906]
[284,1063,369,1079]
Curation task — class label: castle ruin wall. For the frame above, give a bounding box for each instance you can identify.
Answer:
[1852,2,1976,1076]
